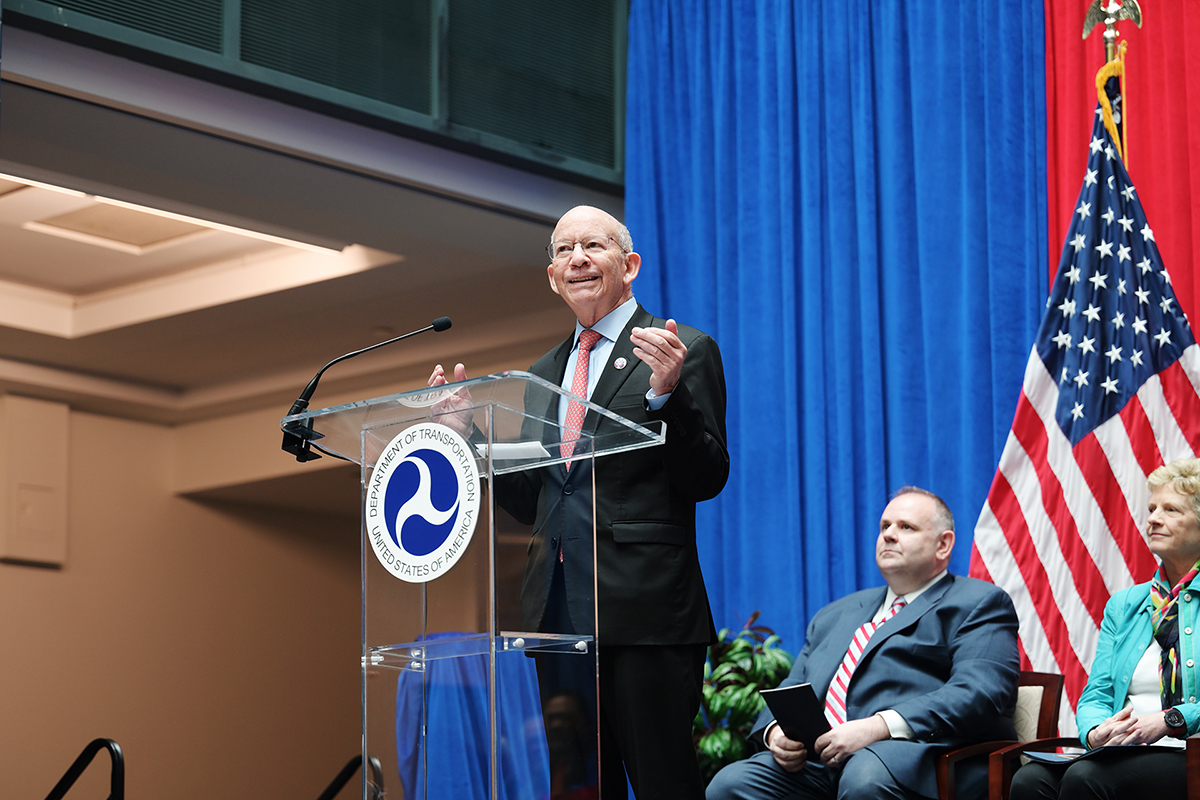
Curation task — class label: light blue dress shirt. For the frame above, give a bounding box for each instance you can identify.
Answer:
[557,297,669,429]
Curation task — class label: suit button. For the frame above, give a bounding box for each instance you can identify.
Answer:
[1186,594,1193,602]
[550,538,558,550]
[563,484,574,495]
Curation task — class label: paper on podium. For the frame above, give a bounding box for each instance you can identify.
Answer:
[474,441,552,460]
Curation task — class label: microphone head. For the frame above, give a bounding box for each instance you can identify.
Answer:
[432,316,452,332]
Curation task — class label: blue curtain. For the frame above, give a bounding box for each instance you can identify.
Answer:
[625,1,1049,650]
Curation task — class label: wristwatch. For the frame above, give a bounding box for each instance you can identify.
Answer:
[1165,707,1188,738]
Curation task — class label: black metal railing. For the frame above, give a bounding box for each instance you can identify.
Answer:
[42,738,379,800]
[44,738,124,800]
[316,754,384,800]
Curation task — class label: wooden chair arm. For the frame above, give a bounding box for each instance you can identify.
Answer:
[988,737,1082,800]
[936,741,1016,800]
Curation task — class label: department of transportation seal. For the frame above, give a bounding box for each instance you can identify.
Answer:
[365,422,479,583]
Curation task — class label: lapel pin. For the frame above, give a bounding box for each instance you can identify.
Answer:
[613,357,628,370]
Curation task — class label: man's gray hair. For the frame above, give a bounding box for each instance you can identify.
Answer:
[548,205,634,254]
[613,221,633,253]
[891,485,955,532]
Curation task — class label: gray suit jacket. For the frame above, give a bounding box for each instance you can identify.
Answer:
[754,574,1019,797]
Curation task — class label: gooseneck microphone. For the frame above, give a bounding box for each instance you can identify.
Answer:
[281,316,452,461]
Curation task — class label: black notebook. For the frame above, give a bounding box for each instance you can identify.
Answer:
[1022,743,1181,764]
[759,683,832,754]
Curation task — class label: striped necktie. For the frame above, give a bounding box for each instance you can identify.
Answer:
[823,596,907,726]
[561,329,603,466]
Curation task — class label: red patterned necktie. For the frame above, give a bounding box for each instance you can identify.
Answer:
[561,329,603,466]
[823,596,907,726]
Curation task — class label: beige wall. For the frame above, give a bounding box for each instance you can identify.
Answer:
[0,319,567,798]
[1,409,362,799]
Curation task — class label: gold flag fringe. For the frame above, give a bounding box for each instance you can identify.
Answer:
[1095,40,1128,164]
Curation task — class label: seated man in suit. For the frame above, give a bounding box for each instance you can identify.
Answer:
[706,486,1019,800]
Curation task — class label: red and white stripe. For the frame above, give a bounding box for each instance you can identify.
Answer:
[823,598,906,726]
[970,343,1200,734]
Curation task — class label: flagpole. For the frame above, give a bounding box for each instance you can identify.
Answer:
[1083,0,1143,166]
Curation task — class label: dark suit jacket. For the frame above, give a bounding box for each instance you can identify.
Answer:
[496,304,728,646]
[753,574,1019,798]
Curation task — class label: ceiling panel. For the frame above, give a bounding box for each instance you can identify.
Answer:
[0,81,597,425]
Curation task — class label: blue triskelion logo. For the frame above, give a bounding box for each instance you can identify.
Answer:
[366,422,480,583]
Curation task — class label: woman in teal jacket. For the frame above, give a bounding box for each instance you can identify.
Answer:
[1012,457,1200,800]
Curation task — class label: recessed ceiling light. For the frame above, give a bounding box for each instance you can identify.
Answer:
[0,171,342,255]
[94,195,342,255]
[24,204,212,255]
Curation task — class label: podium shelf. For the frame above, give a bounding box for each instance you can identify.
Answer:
[366,632,594,672]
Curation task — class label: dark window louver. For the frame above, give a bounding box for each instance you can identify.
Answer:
[448,0,617,167]
[47,0,222,53]
[241,0,433,114]
[10,0,623,183]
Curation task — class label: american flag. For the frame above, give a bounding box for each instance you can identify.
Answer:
[969,75,1200,733]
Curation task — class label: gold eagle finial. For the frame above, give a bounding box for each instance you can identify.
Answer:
[1083,0,1143,62]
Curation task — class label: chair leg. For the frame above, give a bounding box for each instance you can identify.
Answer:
[989,749,1017,800]
[1187,739,1200,800]
[936,758,955,800]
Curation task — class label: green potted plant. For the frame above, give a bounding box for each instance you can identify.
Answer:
[693,611,795,784]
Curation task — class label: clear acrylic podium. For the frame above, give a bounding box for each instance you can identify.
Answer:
[282,371,665,799]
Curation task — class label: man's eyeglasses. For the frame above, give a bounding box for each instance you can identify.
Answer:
[546,235,625,262]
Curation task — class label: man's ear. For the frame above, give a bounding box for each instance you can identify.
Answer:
[547,263,561,296]
[936,529,956,562]
[622,251,641,285]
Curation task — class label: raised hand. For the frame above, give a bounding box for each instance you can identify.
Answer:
[427,362,474,436]
[630,318,686,396]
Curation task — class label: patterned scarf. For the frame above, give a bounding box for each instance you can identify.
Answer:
[1150,558,1200,708]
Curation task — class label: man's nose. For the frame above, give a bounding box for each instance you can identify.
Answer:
[568,243,590,264]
